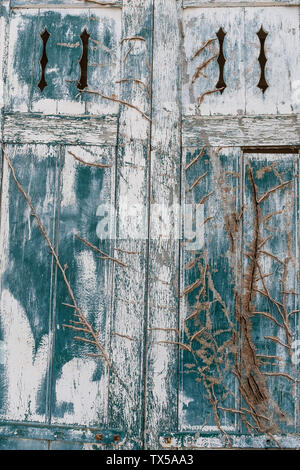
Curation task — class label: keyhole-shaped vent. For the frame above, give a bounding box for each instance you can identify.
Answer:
[77,29,90,91]
[215,27,226,94]
[257,26,269,93]
[38,28,50,92]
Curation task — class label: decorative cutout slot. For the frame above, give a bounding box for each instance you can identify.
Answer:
[77,29,90,91]
[215,27,226,94]
[38,28,50,92]
[257,26,269,93]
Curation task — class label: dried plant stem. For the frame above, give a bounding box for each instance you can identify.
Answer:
[257,180,293,204]
[75,234,127,267]
[184,146,206,171]
[187,171,208,192]
[197,87,225,106]
[80,89,151,121]
[112,332,135,341]
[120,36,145,44]
[191,54,218,84]
[68,151,112,168]
[77,0,117,5]
[191,38,217,60]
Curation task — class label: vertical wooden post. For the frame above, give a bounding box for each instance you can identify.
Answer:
[109,0,153,450]
[0,1,11,141]
[144,0,182,449]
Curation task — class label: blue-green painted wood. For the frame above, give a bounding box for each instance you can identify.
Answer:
[7,7,122,115]
[178,148,300,446]
[50,145,115,428]
[0,420,124,444]
[30,8,89,114]
[0,144,60,423]
[5,10,40,112]
[242,152,299,435]
[180,147,241,436]
[0,437,49,450]
[11,1,122,6]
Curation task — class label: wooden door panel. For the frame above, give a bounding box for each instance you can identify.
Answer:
[0,144,60,423]
[6,7,121,115]
[242,152,299,434]
[244,7,300,115]
[175,147,300,446]
[182,5,300,116]
[180,146,241,435]
[183,7,245,116]
[51,145,115,427]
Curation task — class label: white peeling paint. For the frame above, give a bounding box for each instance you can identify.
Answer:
[0,289,48,422]
[53,357,106,426]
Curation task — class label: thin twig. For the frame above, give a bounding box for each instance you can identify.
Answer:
[155,341,192,352]
[68,151,112,168]
[184,146,206,171]
[197,87,224,106]
[191,54,218,84]
[187,172,208,192]
[191,38,217,60]
[263,372,298,382]
[264,336,290,349]
[120,36,145,44]
[79,89,151,122]
[75,234,128,268]
[112,332,135,341]
[257,180,293,204]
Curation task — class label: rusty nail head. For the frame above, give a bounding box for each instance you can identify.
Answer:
[114,434,120,442]
[96,434,103,441]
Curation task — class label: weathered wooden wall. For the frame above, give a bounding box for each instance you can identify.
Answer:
[0,0,300,450]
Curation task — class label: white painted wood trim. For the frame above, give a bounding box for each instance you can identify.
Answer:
[183,115,300,147]
[145,0,182,450]
[184,1,300,8]
[2,113,118,145]
[108,0,153,450]
[11,2,122,9]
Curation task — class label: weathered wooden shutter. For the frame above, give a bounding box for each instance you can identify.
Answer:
[1,0,300,451]
[0,0,152,450]
[145,0,300,450]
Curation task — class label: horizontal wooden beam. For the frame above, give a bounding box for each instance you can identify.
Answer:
[11,1,122,9]
[160,432,300,449]
[0,421,125,445]
[184,1,300,8]
[2,113,118,146]
[183,114,300,147]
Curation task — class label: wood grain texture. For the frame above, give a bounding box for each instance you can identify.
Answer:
[144,0,182,450]
[183,7,245,116]
[6,7,122,115]
[242,152,299,435]
[244,6,300,115]
[183,5,300,116]
[50,145,115,429]
[0,420,124,444]
[179,147,241,436]
[159,432,300,448]
[184,1,300,7]
[0,144,60,423]
[108,0,153,450]
[3,113,118,145]
[11,1,122,7]
[183,115,300,147]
